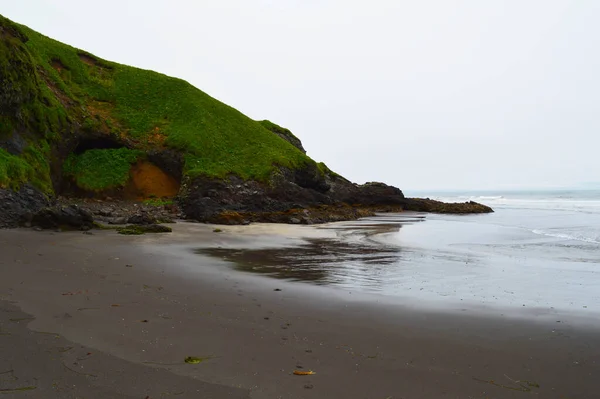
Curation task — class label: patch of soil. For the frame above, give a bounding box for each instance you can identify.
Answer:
[128,161,180,200]
[50,58,68,73]
[77,52,98,67]
[77,52,114,70]
[86,100,119,126]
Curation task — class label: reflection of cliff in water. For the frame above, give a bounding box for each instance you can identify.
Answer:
[197,214,425,288]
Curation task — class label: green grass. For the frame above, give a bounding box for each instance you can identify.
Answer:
[0,14,316,192]
[258,120,301,141]
[142,198,174,207]
[0,148,35,190]
[109,68,311,180]
[62,148,144,191]
[317,162,343,179]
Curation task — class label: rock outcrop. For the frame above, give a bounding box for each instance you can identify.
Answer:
[402,198,493,214]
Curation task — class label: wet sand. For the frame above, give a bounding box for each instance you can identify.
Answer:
[1,223,599,398]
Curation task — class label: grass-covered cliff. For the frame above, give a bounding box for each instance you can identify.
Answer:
[0,14,316,195]
[0,14,492,228]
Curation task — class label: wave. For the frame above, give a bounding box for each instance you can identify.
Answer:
[531,229,600,244]
[472,195,504,200]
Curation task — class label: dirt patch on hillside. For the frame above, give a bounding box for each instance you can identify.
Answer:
[128,161,180,200]
[50,58,68,73]
[37,67,72,108]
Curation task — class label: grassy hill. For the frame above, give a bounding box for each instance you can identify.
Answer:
[0,14,314,194]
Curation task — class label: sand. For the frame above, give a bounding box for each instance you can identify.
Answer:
[0,223,598,398]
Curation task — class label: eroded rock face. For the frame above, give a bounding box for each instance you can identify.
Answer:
[179,165,408,224]
[0,185,49,228]
[179,174,331,223]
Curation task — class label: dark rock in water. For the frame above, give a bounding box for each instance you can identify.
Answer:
[31,205,94,230]
[116,224,172,235]
[402,198,493,214]
[0,185,49,228]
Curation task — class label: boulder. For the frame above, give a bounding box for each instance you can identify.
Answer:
[0,185,49,228]
[31,205,94,230]
[127,213,157,225]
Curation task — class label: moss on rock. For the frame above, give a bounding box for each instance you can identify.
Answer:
[116,224,172,235]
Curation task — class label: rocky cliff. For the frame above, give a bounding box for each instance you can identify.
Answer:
[0,15,492,228]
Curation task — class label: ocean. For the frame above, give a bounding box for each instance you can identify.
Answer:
[197,190,600,322]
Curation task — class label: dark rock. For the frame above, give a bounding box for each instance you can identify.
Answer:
[290,162,330,193]
[332,181,405,206]
[179,170,334,223]
[0,185,49,228]
[127,213,157,225]
[402,198,493,214]
[31,205,94,230]
[146,149,184,181]
[178,165,412,224]
[97,207,113,217]
[107,217,128,225]
[0,132,27,156]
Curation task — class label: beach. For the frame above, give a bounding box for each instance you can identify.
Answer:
[1,221,599,398]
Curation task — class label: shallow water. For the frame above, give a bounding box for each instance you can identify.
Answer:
[196,190,600,318]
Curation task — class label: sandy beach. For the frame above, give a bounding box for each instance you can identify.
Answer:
[1,222,599,398]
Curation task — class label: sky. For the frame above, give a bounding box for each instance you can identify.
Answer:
[3,1,600,192]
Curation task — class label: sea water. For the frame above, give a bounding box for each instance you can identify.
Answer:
[198,190,600,319]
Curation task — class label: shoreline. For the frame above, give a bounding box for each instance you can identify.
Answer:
[1,223,599,398]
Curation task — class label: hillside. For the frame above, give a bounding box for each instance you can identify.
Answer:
[0,14,316,191]
[0,15,492,228]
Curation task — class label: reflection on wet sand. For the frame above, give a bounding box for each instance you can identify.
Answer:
[196,214,425,287]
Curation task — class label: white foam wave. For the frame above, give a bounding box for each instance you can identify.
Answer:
[475,196,504,200]
[531,229,600,244]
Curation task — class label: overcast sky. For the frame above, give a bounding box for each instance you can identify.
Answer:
[4,1,600,192]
